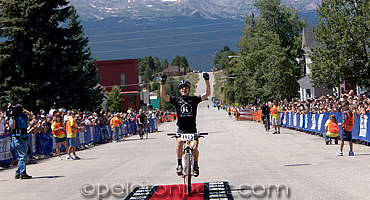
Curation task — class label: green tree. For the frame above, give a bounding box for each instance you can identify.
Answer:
[105,85,125,113]
[159,58,169,72]
[153,57,161,72]
[171,55,188,68]
[0,1,103,110]
[309,0,370,88]
[231,0,305,104]
[212,46,234,70]
[63,8,104,110]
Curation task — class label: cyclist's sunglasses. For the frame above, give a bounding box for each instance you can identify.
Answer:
[179,85,189,89]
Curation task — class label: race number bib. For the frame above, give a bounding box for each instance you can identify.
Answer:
[181,134,194,141]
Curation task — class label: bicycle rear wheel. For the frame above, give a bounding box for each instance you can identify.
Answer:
[185,153,192,196]
[144,129,148,139]
[139,130,143,139]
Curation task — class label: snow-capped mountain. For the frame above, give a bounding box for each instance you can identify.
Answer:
[69,0,320,20]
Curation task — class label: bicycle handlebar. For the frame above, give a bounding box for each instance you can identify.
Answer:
[167,133,208,136]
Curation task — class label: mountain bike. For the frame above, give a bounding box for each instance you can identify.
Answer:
[138,123,148,139]
[167,132,208,196]
[262,115,270,132]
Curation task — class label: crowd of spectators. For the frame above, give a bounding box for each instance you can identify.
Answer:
[218,90,369,117]
[0,106,177,137]
[269,90,369,116]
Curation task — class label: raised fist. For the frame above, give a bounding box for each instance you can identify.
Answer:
[203,72,209,81]
[161,74,167,83]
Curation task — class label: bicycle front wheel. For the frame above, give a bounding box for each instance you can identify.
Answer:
[185,153,192,196]
[265,120,268,131]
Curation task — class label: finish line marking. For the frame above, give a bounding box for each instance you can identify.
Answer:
[125,181,233,200]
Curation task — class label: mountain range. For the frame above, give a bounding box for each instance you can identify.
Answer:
[68,0,320,71]
[69,0,320,21]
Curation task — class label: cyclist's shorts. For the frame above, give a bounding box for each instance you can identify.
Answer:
[177,127,198,141]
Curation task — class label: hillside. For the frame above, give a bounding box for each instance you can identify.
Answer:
[82,11,317,71]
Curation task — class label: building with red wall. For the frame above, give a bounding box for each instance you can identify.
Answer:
[96,59,140,112]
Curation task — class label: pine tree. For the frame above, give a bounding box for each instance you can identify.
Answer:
[64,7,104,110]
[0,1,103,110]
[105,85,124,113]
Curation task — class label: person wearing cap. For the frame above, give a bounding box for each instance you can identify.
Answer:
[66,111,84,160]
[10,104,34,179]
[270,100,281,134]
[160,72,210,177]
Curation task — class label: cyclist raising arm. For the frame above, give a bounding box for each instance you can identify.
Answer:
[160,73,210,177]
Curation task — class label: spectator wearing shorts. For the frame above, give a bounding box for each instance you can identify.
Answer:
[66,112,83,160]
[336,101,355,156]
[51,115,69,161]
[271,100,281,134]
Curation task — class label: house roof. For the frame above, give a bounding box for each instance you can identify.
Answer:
[302,27,320,51]
[162,66,185,73]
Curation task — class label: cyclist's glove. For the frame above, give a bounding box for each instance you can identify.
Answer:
[203,72,209,81]
[160,74,167,84]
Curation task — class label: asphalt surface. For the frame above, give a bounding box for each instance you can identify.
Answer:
[2,73,370,200]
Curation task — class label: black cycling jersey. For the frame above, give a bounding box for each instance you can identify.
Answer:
[260,105,270,116]
[169,95,202,129]
[139,114,147,124]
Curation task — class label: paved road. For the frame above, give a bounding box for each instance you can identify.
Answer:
[2,73,370,199]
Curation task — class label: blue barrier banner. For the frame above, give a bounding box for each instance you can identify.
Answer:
[293,113,297,128]
[77,130,85,146]
[89,126,95,143]
[0,135,14,164]
[281,113,286,126]
[40,131,54,155]
[299,114,304,129]
[286,112,291,127]
[310,113,317,131]
[94,126,99,143]
[336,112,344,137]
[317,113,324,133]
[359,115,367,138]
[304,113,311,131]
[353,114,366,141]
[31,133,36,155]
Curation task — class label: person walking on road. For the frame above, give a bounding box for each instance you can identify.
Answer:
[160,73,210,177]
[271,100,281,134]
[336,101,355,156]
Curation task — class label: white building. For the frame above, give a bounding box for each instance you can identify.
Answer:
[298,27,333,101]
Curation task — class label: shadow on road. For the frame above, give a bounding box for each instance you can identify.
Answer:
[284,163,311,167]
[31,175,65,179]
[349,153,370,156]
[123,138,158,142]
